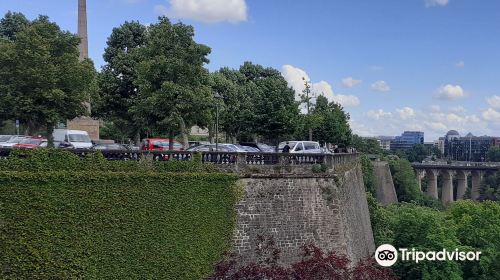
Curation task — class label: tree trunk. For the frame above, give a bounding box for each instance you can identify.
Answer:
[168,130,174,150]
[309,128,313,141]
[134,130,141,146]
[178,118,189,149]
[46,124,55,148]
[208,123,214,144]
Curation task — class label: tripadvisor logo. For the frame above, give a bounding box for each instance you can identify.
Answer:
[374,244,481,267]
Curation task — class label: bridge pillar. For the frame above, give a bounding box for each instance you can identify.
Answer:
[455,170,468,200]
[471,171,484,200]
[415,169,425,191]
[426,169,438,199]
[441,170,454,204]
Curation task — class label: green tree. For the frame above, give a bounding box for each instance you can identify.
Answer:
[134,17,213,148]
[447,201,500,280]
[238,62,300,145]
[406,144,430,163]
[486,146,500,162]
[388,204,464,280]
[0,11,28,40]
[478,171,500,201]
[312,95,352,146]
[94,21,147,145]
[0,14,95,146]
[211,68,255,142]
[388,158,422,202]
[361,155,376,196]
[351,134,383,154]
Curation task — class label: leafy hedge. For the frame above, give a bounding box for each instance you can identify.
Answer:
[0,150,240,279]
[0,148,217,173]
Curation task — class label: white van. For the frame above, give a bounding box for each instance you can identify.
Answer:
[278,141,322,153]
[53,129,93,149]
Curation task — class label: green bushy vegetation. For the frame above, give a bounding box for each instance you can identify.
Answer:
[368,198,500,280]
[0,150,240,279]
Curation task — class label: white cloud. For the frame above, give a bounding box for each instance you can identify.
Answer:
[482,108,500,122]
[155,0,248,23]
[486,95,500,109]
[367,109,392,120]
[352,106,490,141]
[430,105,441,112]
[371,80,391,92]
[332,94,360,107]
[425,0,449,7]
[396,107,416,120]
[424,121,448,132]
[449,106,466,114]
[281,65,360,108]
[435,84,465,100]
[455,61,465,68]
[342,77,362,88]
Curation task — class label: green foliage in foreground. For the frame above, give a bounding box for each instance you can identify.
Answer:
[368,198,500,280]
[0,150,240,279]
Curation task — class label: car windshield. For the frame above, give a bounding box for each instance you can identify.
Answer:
[69,134,91,142]
[0,136,11,142]
[19,138,43,145]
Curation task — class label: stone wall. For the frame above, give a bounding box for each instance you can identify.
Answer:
[232,163,375,266]
[373,161,398,205]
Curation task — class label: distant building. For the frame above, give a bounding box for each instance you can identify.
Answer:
[190,125,209,137]
[444,130,500,161]
[377,136,394,150]
[435,137,445,154]
[390,131,424,151]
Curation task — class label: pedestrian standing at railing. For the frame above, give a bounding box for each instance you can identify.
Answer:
[282,142,291,153]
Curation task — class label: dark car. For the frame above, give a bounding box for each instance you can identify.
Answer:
[93,143,131,160]
[239,142,275,152]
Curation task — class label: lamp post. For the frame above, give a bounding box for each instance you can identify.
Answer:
[214,92,223,151]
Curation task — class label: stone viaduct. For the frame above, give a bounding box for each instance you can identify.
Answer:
[412,162,500,204]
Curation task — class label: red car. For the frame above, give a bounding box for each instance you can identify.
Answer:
[13,137,47,149]
[141,138,184,151]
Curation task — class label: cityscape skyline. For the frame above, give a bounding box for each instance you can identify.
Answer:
[1,0,499,140]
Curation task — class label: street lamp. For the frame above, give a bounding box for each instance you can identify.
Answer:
[214,92,223,151]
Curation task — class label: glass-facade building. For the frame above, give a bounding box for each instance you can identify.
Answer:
[390,131,424,151]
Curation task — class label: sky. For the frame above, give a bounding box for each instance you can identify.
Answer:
[1,0,500,141]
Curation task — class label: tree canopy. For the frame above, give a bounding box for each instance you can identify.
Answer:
[0,13,95,145]
[94,21,147,144]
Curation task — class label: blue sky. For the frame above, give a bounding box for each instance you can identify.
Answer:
[1,0,500,141]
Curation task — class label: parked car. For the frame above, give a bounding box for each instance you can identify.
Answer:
[0,136,30,149]
[13,137,47,149]
[239,142,275,152]
[186,143,247,153]
[0,135,19,144]
[278,141,323,153]
[93,143,133,160]
[235,144,260,153]
[93,143,128,151]
[53,129,93,149]
[141,138,183,151]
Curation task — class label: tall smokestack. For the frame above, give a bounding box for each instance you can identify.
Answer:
[78,0,88,60]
